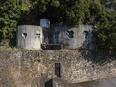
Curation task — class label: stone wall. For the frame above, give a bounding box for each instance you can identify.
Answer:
[0,51,40,87]
[0,50,116,87]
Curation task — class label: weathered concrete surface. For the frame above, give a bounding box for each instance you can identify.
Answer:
[0,50,116,87]
[40,19,50,28]
[50,23,94,50]
[17,25,48,50]
[17,24,94,50]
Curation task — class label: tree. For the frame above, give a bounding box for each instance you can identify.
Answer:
[1,0,116,54]
[0,0,21,40]
[92,9,116,54]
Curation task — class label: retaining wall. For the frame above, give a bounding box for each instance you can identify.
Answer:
[0,50,116,87]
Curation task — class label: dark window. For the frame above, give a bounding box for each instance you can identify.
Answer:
[23,33,27,38]
[36,34,40,38]
[55,63,61,77]
[55,32,59,44]
[67,31,74,38]
[82,31,88,38]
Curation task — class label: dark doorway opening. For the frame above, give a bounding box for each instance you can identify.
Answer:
[45,79,53,87]
[55,32,59,44]
[55,63,61,77]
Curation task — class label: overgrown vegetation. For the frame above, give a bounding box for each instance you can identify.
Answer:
[0,0,116,54]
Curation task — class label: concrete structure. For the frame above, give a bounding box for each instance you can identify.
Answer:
[17,22,94,50]
[50,23,94,50]
[40,19,50,28]
[16,25,48,50]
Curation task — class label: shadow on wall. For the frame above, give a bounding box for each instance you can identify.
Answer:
[42,24,72,50]
[45,79,53,87]
[78,49,116,66]
[79,29,116,65]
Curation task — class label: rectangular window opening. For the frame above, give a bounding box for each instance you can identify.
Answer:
[55,63,61,77]
[36,34,40,38]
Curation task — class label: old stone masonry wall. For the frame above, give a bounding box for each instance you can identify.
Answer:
[0,50,116,87]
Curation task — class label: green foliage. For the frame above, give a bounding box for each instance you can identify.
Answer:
[93,9,116,54]
[0,0,116,54]
[0,0,21,40]
[99,0,116,5]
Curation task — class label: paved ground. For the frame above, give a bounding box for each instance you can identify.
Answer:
[76,77,116,87]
